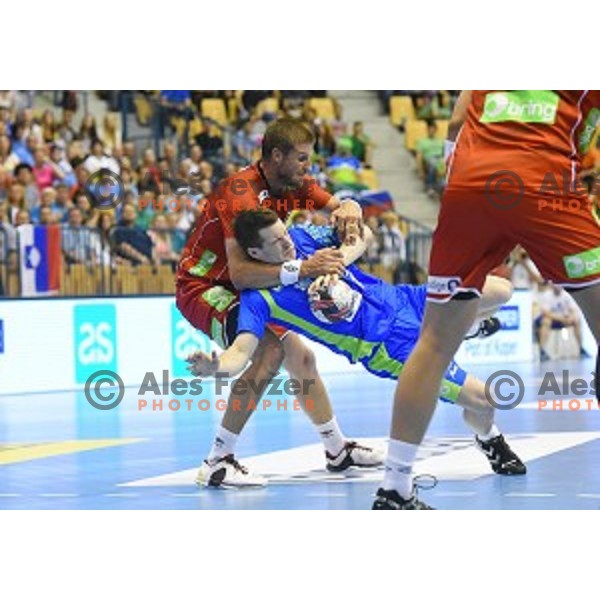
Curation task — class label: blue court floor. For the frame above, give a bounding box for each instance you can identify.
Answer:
[1,357,599,509]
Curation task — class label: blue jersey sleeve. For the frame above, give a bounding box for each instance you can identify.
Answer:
[237,290,271,339]
[288,224,339,253]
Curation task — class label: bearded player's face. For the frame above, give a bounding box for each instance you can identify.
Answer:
[277,142,313,189]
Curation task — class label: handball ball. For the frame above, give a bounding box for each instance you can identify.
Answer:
[309,279,357,324]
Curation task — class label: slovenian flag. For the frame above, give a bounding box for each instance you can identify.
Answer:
[19,224,61,296]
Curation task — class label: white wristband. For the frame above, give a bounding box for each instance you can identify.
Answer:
[444,140,456,161]
[280,259,302,286]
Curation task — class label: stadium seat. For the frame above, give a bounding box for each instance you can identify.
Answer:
[134,95,153,126]
[256,97,279,118]
[435,119,449,140]
[201,98,228,126]
[307,97,336,121]
[390,95,415,127]
[405,119,428,151]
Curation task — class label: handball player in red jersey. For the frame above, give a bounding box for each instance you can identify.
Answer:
[176,117,383,487]
[373,90,600,509]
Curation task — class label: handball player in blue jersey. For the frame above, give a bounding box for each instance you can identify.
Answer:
[187,209,526,477]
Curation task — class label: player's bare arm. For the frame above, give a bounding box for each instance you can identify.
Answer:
[186,332,259,378]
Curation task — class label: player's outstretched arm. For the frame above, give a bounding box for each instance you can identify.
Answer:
[186,333,259,378]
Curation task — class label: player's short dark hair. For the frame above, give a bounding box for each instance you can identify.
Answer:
[261,118,315,160]
[234,209,279,251]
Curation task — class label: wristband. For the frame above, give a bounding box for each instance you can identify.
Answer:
[444,140,456,161]
[280,259,302,286]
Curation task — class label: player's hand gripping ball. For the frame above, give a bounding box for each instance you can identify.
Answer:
[308,275,357,324]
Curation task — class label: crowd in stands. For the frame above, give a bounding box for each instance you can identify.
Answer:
[0,90,403,296]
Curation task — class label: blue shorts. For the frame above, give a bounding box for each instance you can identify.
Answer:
[361,284,468,403]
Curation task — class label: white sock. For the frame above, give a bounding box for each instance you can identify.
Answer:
[316,417,346,455]
[207,426,239,464]
[478,424,500,442]
[382,439,420,499]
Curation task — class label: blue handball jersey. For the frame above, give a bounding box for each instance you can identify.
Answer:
[237,225,426,366]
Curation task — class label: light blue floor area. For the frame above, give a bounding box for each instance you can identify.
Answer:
[1,357,599,509]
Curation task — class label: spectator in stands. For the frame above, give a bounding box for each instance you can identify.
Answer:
[120,167,139,197]
[57,109,77,144]
[13,133,38,167]
[0,133,20,174]
[434,92,453,119]
[0,202,17,274]
[15,208,31,226]
[78,114,98,153]
[70,165,91,201]
[31,187,63,223]
[67,139,86,170]
[509,246,543,291]
[113,204,153,265]
[122,141,137,168]
[349,121,373,166]
[314,122,336,158]
[163,141,178,175]
[165,212,187,255]
[6,182,25,223]
[38,206,55,225]
[32,147,64,191]
[535,283,591,362]
[101,113,122,154]
[83,139,120,175]
[95,210,116,266]
[159,90,194,137]
[149,213,179,268]
[362,215,381,268]
[55,183,73,219]
[378,211,407,281]
[74,193,95,225]
[326,137,365,192]
[415,121,444,196]
[194,121,224,161]
[40,110,57,143]
[49,142,76,187]
[232,121,258,165]
[14,164,39,210]
[62,207,97,264]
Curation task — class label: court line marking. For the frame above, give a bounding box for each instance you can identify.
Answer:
[503,493,556,498]
[38,493,79,498]
[576,493,600,499]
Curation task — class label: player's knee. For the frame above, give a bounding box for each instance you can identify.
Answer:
[253,338,285,378]
[284,345,318,379]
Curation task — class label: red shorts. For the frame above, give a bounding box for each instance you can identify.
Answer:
[175,274,287,348]
[428,190,600,302]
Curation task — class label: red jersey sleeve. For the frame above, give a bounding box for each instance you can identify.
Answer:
[301,178,331,210]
